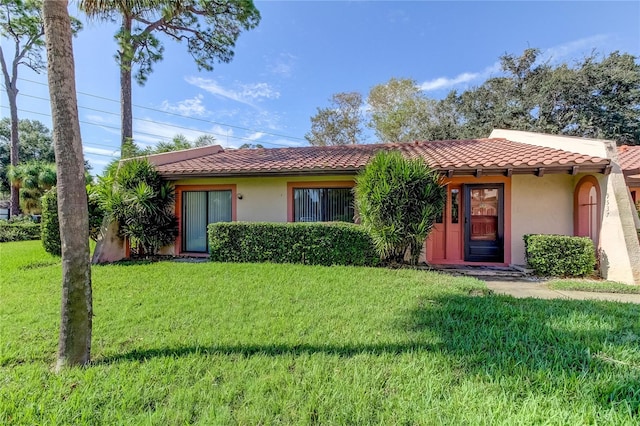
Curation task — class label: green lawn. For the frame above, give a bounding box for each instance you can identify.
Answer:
[1,241,640,425]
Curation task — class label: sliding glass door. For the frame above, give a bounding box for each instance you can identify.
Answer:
[182,190,232,252]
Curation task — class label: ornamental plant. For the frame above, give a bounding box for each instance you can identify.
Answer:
[355,151,446,265]
[97,158,177,256]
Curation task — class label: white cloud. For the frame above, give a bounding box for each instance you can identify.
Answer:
[185,76,279,107]
[267,53,296,78]
[420,62,500,92]
[263,138,305,148]
[85,114,107,123]
[420,72,479,91]
[246,131,265,141]
[240,83,280,100]
[418,34,610,93]
[160,94,207,117]
[83,146,120,157]
[133,119,212,147]
[541,34,609,63]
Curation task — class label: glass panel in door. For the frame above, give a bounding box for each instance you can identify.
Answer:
[183,191,207,252]
[464,184,503,263]
[469,188,498,241]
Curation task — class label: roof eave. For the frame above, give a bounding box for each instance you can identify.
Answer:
[158,162,611,180]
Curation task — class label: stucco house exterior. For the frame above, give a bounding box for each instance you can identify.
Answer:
[94,129,640,285]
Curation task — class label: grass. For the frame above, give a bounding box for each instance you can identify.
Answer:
[547,278,640,294]
[1,240,640,424]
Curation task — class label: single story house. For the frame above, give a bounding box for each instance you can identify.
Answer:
[94,129,640,285]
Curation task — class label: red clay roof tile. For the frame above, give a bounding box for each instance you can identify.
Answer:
[153,138,610,178]
[618,145,640,174]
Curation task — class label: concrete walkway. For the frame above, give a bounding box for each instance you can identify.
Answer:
[484,280,640,304]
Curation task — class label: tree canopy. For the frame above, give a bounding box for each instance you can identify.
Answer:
[0,0,80,215]
[308,49,640,145]
[0,118,55,194]
[80,0,261,149]
[306,92,363,146]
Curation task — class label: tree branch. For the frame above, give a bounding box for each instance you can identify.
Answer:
[0,46,13,92]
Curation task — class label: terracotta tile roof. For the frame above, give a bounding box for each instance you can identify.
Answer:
[153,138,610,178]
[618,145,640,175]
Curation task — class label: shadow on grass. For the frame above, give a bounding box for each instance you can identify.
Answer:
[404,294,640,413]
[19,259,60,270]
[93,294,640,413]
[93,341,437,365]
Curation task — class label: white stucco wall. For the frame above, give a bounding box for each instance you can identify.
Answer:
[490,129,609,158]
[597,171,640,284]
[510,174,575,265]
[174,175,356,223]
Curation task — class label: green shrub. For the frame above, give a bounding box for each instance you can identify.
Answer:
[354,151,446,265]
[209,222,380,267]
[86,183,105,241]
[524,234,596,277]
[0,221,41,242]
[41,187,61,256]
[98,159,178,256]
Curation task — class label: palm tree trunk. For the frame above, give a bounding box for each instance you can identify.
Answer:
[42,0,92,371]
[120,15,133,149]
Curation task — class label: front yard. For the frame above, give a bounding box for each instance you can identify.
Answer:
[1,241,639,424]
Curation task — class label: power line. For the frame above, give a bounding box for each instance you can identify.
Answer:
[16,76,307,142]
[17,92,294,148]
[0,104,294,148]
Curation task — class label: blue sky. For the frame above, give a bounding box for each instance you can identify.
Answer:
[3,1,640,174]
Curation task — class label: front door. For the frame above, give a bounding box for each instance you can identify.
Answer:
[464,184,504,262]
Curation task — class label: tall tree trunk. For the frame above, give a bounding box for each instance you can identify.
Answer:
[0,46,21,217]
[120,15,133,150]
[8,89,19,217]
[42,0,92,371]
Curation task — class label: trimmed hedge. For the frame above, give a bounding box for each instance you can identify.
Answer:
[0,221,41,242]
[524,234,596,277]
[41,188,61,256]
[209,222,380,267]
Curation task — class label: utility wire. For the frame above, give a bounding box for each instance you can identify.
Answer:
[15,76,307,142]
[17,92,294,148]
[1,104,295,148]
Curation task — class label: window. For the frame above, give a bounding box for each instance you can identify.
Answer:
[451,188,459,224]
[293,187,354,222]
[182,190,232,252]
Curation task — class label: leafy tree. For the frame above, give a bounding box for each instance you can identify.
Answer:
[6,160,56,213]
[105,133,216,175]
[354,151,446,265]
[194,134,216,147]
[0,118,55,194]
[306,92,364,146]
[367,78,458,143]
[80,0,261,150]
[40,186,60,255]
[0,0,80,216]
[239,142,264,149]
[314,49,639,145]
[42,0,92,371]
[452,49,640,143]
[40,184,106,256]
[142,133,216,154]
[98,158,178,256]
